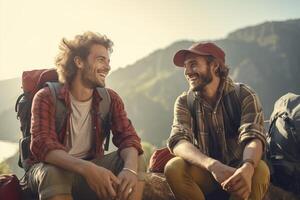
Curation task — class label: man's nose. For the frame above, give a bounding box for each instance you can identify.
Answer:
[184,66,193,75]
[104,63,111,72]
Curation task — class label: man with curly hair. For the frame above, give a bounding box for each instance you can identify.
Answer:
[26,31,145,200]
[165,42,270,200]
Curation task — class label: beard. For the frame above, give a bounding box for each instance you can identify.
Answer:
[81,63,105,89]
[191,68,213,92]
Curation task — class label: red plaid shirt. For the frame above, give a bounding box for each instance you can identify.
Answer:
[30,84,143,163]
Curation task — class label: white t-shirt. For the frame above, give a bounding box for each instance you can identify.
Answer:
[66,93,93,159]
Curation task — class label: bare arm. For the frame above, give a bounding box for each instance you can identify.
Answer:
[173,140,215,170]
[45,149,89,175]
[173,140,236,183]
[117,147,139,200]
[169,94,214,170]
[120,147,139,172]
[242,139,263,168]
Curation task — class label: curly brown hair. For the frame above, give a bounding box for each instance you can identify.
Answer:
[55,31,113,84]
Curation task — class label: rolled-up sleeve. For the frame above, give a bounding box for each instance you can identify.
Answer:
[108,89,143,155]
[167,92,194,153]
[30,88,67,162]
[238,85,267,150]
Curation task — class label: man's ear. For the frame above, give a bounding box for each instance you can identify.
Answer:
[210,61,219,75]
[74,56,84,69]
[214,64,219,74]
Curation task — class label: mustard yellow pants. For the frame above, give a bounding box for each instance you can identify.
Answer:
[164,157,270,200]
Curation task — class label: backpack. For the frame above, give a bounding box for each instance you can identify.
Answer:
[148,83,241,173]
[267,92,300,194]
[0,174,21,200]
[15,68,112,171]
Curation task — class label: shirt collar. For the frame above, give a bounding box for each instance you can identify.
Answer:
[57,84,103,108]
[193,76,235,111]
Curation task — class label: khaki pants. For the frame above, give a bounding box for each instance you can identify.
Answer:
[26,152,146,200]
[164,157,270,200]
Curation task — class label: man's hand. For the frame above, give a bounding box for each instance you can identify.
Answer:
[221,163,254,200]
[117,168,138,200]
[208,160,236,184]
[82,162,120,199]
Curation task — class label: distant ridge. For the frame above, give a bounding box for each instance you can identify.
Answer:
[107,18,300,145]
[1,18,300,146]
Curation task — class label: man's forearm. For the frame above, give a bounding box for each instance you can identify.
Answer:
[45,149,90,176]
[120,147,139,172]
[173,140,217,170]
[242,139,263,168]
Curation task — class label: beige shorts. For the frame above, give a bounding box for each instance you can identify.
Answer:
[26,151,146,200]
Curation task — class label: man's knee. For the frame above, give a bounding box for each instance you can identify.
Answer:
[29,163,74,200]
[39,164,74,184]
[47,194,72,200]
[164,157,186,180]
[249,160,270,200]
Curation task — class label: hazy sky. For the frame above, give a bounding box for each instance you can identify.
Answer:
[0,0,300,80]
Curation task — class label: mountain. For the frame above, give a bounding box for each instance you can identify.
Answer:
[0,78,21,112]
[0,78,22,141]
[1,19,300,147]
[107,18,300,145]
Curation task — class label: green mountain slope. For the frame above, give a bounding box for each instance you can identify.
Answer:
[1,19,300,147]
[107,19,300,145]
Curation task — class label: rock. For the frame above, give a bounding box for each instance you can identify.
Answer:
[143,173,174,200]
[263,184,300,200]
[19,172,300,200]
[143,173,300,200]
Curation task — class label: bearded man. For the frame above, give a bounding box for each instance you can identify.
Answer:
[165,42,270,200]
[27,31,145,200]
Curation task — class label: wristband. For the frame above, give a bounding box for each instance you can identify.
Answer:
[122,167,138,176]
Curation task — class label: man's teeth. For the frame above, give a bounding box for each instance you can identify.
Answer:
[98,73,106,77]
[189,76,197,81]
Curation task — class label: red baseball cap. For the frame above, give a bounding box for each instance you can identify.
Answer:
[173,42,225,67]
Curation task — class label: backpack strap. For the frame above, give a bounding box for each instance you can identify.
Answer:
[46,82,67,136]
[96,87,112,151]
[187,91,195,114]
[46,83,112,151]
[187,82,242,145]
[187,91,199,146]
[224,83,242,130]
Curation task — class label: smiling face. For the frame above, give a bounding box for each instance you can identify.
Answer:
[184,53,215,92]
[80,44,111,88]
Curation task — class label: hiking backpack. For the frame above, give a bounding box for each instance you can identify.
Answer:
[15,68,112,171]
[0,174,21,200]
[267,92,300,194]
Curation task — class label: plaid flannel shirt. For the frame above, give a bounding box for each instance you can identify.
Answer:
[168,77,266,166]
[30,84,143,163]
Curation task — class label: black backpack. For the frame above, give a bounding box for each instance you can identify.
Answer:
[267,93,300,194]
[15,69,112,171]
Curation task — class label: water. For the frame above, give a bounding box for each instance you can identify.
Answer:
[0,140,18,163]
